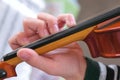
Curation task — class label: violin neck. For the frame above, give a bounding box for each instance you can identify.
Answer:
[4,26,94,66]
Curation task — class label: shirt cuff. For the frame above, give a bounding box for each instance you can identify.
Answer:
[84,57,100,80]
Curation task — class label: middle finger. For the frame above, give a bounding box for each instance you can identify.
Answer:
[37,12,59,34]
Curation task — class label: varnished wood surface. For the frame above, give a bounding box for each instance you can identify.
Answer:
[85,16,120,58]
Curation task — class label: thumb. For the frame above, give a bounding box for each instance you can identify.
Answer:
[17,48,57,74]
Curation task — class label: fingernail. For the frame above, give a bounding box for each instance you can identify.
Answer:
[70,19,76,26]
[38,29,48,38]
[72,20,76,25]
[43,29,49,37]
[52,24,59,33]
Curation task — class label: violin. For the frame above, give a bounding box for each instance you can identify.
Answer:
[0,6,119,79]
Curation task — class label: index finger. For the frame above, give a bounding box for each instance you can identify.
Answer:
[23,17,49,38]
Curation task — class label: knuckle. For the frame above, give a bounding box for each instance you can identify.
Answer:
[37,20,45,26]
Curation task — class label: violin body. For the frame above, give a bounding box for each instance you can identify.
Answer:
[85,16,120,58]
[0,7,119,79]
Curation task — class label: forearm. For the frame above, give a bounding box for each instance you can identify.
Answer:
[64,56,87,80]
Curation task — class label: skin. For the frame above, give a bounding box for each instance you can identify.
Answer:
[9,13,87,80]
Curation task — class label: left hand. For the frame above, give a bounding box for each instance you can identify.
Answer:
[9,13,86,80]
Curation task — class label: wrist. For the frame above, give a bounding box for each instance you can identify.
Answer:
[65,74,81,80]
[79,56,87,80]
[64,72,85,80]
[64,57,87,80]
